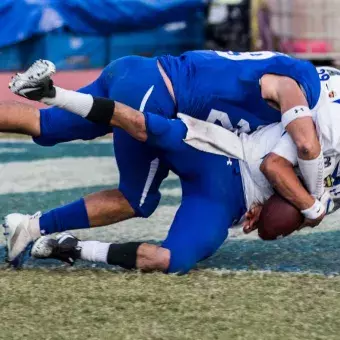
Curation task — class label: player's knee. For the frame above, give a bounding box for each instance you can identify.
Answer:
[260,153,282,176]
[167,253,197,274]
[165,238,223,274]
[127,195,160,218]
[166,247,211,274]
[134,204,157,218]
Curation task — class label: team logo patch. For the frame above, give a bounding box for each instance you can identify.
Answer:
[325,175,334,188]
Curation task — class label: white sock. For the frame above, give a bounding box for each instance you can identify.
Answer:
[42,87,94,118]
[78,241,111,263]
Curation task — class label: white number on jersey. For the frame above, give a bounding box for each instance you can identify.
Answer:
[317,67,340,102]
[317,68,331,82]
[207,109,251,134]
[215,51,283,61]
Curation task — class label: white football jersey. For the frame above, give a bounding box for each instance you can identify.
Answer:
[239,123,284,209]
[315,67,340,153]
[240,66,340,209]
[239,120,340,210]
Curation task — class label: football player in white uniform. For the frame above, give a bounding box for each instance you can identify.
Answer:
[245,66,340,232]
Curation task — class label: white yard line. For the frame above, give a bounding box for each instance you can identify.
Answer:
[0,157,118,194]
[0,156,179,195]
[0,147,26,154]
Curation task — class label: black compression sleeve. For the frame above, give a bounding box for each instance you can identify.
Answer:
[86,97,115,125]
[107,242,142,270]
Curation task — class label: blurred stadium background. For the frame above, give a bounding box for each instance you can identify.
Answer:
[1,1,340,339]
[1,0,339,73]
[1,0,338,100]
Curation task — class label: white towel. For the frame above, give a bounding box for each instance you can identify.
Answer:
[178,113,245,161]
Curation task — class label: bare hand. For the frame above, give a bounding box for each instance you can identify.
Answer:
[299,211,326,230]
[243,205,263,234]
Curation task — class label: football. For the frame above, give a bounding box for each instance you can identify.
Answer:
[257,194,304,240]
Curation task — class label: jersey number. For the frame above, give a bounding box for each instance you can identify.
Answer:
[318,68,330,81]
[207,109,251,133]
[216,51,283,61]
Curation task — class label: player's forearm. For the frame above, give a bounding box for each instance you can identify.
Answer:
[262,75,324,198]
[261,153,315,210]
[281,110,324,198]
[278,82,320,157]
[42,87,148,142]
[110,102,147,141]
[262,75,321,159]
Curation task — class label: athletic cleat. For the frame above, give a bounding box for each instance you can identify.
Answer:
[31,232,81,265]
[9,59,56,101]
[3,212,42,267]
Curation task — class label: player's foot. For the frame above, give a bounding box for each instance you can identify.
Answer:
[31,232,81,265]
[3,212,42,267]
[9,59,56,101]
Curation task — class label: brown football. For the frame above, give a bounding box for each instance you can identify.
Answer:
[257,194,304,240]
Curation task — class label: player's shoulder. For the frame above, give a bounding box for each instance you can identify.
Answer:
[317,66,340,99]
[272,56,320,109]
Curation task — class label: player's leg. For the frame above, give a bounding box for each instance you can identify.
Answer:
[33,130,169,232]
[9,57,176,143]
[32,172,245,273]
[36,56,174,230]
[0,101,40,136]
[0,64,114,140]
[31,195,233,273]
[4,129,171,265]
[4,58,174,264]
[2,75,122,264]
[32,138,246,273]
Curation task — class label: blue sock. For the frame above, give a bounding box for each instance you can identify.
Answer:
[39,198,90,235]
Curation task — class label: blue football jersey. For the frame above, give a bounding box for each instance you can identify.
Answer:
[158,50,321,133]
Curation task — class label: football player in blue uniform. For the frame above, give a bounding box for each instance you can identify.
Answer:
[29,115,247,274]
[29,107,340,273]
[3,51,326,266]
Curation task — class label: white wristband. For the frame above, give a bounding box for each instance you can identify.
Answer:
[281,106,312,129]
[41,87,94,118]
[301,199,325,219]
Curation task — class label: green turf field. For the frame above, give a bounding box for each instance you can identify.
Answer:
[1,270,340,340]
[1,139,340,340]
